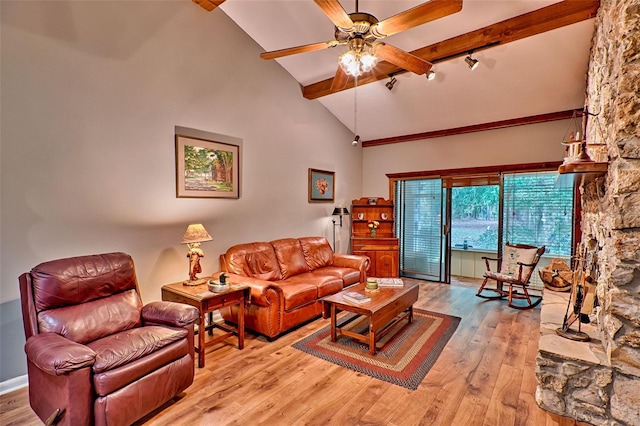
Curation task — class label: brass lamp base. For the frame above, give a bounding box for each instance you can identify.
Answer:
[183,278,207,286]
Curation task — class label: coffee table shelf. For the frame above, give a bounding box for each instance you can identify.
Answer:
[322,281,419,355]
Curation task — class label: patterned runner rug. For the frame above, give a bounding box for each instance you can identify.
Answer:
[292,309,460,390]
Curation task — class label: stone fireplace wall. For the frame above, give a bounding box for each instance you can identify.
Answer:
[536,0,640,425]
[536,0,640,424]
[585,0,640,376]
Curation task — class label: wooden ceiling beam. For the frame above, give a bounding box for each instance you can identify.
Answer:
[192,0,225,12]
[362,110,576,147]
[302,0,600,100]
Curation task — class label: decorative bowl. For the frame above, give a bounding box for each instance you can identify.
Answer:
[365,278,379,291]
[208,280,230,293]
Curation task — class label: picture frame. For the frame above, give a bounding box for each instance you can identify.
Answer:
[176,134,240,199]
[308,168,335,202]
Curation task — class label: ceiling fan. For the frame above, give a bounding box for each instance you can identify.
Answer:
[260,0,463,90]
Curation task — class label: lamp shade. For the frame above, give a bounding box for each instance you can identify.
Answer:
[181,224,212,244]
[332,207,350,216]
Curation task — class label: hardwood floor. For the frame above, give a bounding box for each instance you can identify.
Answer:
[0,278,587,426]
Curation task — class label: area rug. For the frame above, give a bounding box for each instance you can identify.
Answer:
[292,309,460,390]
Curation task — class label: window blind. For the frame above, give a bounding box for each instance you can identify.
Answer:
[502,171,574,256]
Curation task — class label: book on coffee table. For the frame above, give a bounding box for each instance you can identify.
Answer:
[342,291,371,304]
[377,278,404,287]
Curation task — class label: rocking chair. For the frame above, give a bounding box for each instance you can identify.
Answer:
[476,243,546,309]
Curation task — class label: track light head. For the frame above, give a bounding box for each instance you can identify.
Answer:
[352,135,360,146]
[385,76,397,90]
[426,70,436,81]
[465,55,479,70]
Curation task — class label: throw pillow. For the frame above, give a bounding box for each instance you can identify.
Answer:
[500,245,538,278]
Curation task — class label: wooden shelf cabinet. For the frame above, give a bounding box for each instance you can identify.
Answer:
[350,197,399,278]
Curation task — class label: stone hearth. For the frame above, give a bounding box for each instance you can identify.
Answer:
[536,292,631,425]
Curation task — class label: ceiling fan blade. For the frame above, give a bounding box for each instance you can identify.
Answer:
[375,44,433,75]
[330,67,349,91]
[314,0,354,31]
[371,0,463,38]
[260,41,339,60]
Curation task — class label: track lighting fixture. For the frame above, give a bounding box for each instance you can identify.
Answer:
[352,135,360,146]
[385,76,397,91]
[465,53,479,70]
[426,70,436,81]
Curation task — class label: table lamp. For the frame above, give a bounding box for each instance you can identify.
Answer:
[181,223,212,285]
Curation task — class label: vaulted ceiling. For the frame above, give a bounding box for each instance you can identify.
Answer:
[193,0,599,143]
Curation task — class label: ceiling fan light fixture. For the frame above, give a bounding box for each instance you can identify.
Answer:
[338,39,378,77]
[465,54,479,70]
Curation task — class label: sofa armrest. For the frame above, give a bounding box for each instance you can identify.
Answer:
[334,254,370,280]
[142,301,199,327]
[25,333,95,376]
[212,272,282,307]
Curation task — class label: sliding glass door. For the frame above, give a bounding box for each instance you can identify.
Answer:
[393,170,574,285]
[395,179,447,282]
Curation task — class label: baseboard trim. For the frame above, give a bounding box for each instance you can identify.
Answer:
[0,375,28,395]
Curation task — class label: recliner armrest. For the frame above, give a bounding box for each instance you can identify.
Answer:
[25,333,95,375]
[142,301,199,327]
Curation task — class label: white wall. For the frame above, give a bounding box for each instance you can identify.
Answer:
[362,119,572,197]
[0,1,361,381]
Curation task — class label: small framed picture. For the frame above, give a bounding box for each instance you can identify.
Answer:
[308,168,335,203]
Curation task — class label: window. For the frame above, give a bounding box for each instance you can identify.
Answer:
[503,171,573,256]
[451,185,500,251]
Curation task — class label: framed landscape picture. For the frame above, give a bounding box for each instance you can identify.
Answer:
[176,134,239,198]
[308,168,335,202]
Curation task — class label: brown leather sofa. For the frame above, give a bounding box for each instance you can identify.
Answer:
[19,252,200,426]
[218,236,369,339]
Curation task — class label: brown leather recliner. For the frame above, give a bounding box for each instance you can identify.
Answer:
[19,252,200,426]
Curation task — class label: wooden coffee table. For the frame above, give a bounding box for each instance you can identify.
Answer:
[322,281,419,355]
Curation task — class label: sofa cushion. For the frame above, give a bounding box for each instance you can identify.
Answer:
[245,249,281,281]
[38,289,142,344]
[277,279,318,311]
[272,238,310,279]
[315,266,360,286]
[305,272,344,297]
[299,236,334,270]
[223,242,281,280]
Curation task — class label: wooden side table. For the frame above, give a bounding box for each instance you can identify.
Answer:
[161,280,250,368]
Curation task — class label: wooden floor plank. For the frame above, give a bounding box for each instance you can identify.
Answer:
[1,278,589,426]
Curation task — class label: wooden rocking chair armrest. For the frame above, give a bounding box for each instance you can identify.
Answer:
[481,256,501,261]
[516,261,537,267]
[482,256,501,272]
